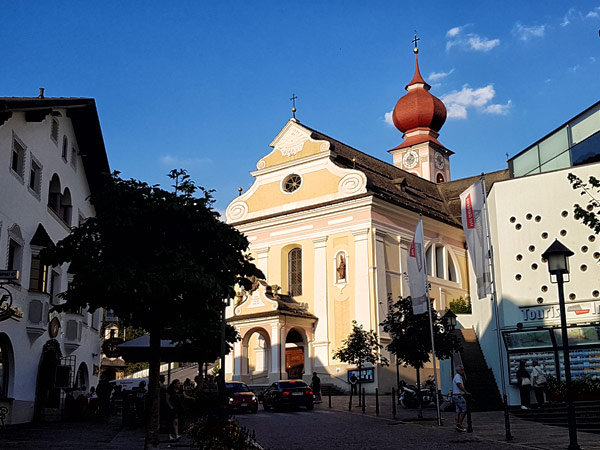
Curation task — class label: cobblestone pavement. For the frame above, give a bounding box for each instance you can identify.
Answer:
[235,395,600,450]
[1,396,599,449]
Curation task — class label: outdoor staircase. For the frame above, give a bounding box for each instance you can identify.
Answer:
[321,383,346,396]
[458,328,503,412]
[511,401,600,434]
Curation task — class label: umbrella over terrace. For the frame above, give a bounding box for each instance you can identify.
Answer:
[116,334,197,363]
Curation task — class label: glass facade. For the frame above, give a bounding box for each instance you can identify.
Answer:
[509,101,600,178]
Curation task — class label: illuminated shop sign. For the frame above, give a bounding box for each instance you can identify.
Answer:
[520,301,600,323]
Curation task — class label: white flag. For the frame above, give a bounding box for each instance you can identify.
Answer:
[460,179,492,299]
[406,218,428,314]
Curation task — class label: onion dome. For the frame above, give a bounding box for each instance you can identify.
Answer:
[392,54,447,134]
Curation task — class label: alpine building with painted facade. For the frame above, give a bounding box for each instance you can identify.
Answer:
[224,46,600,406]
[0,94,109,424]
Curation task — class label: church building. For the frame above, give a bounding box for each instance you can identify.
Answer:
[224,47,506,392]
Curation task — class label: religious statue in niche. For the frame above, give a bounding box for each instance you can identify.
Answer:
[336,254,347,282]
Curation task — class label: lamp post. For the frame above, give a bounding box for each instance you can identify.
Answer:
[542,239,580,450]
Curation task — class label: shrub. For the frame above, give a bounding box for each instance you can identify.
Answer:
[448,297,472,314]
[187,413,262,450]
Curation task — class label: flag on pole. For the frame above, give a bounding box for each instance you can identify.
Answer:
[406,217,428,314]
[460,179,492,299]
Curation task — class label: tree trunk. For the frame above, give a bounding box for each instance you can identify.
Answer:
[145,328,161,449]
[416,367,423,419]
[358,360,362,407]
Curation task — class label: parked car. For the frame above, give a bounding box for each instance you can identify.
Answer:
[225,382,259,413]
[262,380,314,411]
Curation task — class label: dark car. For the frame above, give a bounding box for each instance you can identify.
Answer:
[262,380,314,411]
[225,382,258,413]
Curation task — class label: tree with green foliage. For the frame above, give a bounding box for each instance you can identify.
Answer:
[41,169,261,448]
[568,173,600,234]
[333,320,388,398]
[448,297,472,314]
[381,296,460,414]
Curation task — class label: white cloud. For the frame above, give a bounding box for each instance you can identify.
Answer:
[586,6,600,18]
[446,26,462,37]
[568,64,581,73]
[446,33,500,52]
[513,22,546,41]
[484,100,512,115]
[160,154,213,168]
[428,68,454,82]
[441,84,510,119]
[561,8,576,26]
[384,111,394,126]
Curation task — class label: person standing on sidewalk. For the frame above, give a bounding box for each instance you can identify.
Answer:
[516,361,531,410]
[452,366,470,432]
[311,372,322,403]
[349,373,358,395]
[531,361,546,407]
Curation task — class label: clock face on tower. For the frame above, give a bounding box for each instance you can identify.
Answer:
[402,150,419,169]
[435,152,445,170]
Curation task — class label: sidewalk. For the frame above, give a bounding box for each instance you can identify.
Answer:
[319,394,600,449]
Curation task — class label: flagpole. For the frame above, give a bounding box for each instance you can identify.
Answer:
[480,175,512,441]
[419,216,442,426]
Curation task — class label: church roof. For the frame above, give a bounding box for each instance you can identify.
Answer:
[300,124,509,228]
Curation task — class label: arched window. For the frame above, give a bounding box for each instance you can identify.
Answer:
[288,248,302,296]
[425,243,459,283]
[60,188,72,225]
[436,173,445,183]
[48,174,61,213]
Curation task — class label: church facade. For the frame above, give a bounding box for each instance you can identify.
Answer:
[224,51,493,392]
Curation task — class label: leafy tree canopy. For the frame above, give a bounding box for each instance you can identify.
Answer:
[381,296,460,369]
[332,320,389,368]
[41,169,262,340]
[568,174,600,234]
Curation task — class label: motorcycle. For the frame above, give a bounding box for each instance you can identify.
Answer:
[398,381,434,409]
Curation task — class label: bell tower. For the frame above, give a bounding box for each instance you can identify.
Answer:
[389,37,453,183]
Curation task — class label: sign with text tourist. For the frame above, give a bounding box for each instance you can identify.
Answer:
[460,180,492,299]
[406,217,428,314]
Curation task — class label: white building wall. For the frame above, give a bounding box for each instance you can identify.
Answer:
[479,162,600,405]
[0,110,103,423]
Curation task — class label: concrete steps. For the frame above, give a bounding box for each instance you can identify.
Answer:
[511,401,600,434]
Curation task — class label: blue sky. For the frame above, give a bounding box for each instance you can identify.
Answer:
[2,1,599,213]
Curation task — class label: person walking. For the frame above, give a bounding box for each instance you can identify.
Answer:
[349,373,358,395]
[517,361,532,410]
[531,360,546,408]
[311,372,322,403]
[166,379,184,442]
[452,366,470,432]
[96,375,113,421]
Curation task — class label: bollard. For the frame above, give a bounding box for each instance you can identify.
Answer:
[375,388,379,416]
[392,387,397,420]
[349,392,353,411]
[329,390,332,408]
[466,395,473,433]
[361,388,366,414]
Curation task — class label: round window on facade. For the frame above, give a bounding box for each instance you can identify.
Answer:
[283,174,302,193]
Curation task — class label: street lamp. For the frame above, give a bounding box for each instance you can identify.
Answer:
[541,239,580,450]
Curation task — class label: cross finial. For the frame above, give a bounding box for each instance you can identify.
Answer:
[412,31,420,54]
[290,93,298,119]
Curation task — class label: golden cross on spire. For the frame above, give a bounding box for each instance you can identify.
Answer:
[290,93,297,119]
[412,31,420,54]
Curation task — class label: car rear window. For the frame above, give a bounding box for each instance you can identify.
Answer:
[279,381,308,389]
[226,383,250,392]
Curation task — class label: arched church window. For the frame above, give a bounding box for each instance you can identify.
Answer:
[288,248,302,296]
[425,243,459,283]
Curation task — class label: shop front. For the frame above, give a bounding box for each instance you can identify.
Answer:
[503,301,600,393]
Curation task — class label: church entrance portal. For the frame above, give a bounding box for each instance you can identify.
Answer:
[285,329,304,380]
